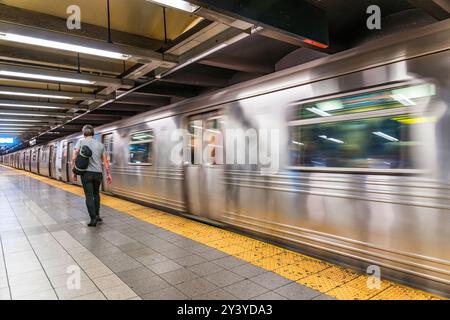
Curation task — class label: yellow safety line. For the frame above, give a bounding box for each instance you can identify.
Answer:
[1,165,446,300]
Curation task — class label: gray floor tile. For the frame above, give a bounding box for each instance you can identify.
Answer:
[55,280,99,300]
[230,264,267,278]
[192,288,238,300]
[274,283,322,300]
[188,262,225,277]
[16,289,58,300]
[142,286,188,300]
[196,249,229,261]
[173,254,207,267]
[162,248,192,259]
[251,291,288,300]
[312,294,337,300]
[249,272,292,290]
[204,270,245,287]
[136,253,169,266]
[185,244,214,254]
[72,291,107,300]
[176,278,218,298]
[102,284,137,300]
[98,253,142,273]
[116,242,146,253]
[122,275,171,296]
[160,268,200,285]
[116,266,156,282]
[223,280,269,300]
[147,260,183,274]
[126,247,157,259]
[213,256,247,269]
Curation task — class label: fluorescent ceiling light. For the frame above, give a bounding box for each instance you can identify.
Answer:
[391,94,416,106]
[0,123,36,126]
[316,100,343,112]
[372,131,399,142]
[0,111,54,117]
[0,125,35,131]
[0,90,73,100]
[0,32,132,60]
[0,119,41,122]
[147,0,199,12]
[0,70,94,85]
[292,140,304,146]
[0,102,63,109]
[307,107,331,117]
[319,135,344,144]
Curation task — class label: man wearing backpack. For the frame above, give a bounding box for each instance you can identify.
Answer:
[72,125,112,227]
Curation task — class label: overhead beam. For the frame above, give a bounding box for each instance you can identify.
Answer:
[408,0,450,20]
[198,55,273,74]
[126,86,198,98]
[159,75,228,88]
[102,104,156,112]
[114,95,170,106]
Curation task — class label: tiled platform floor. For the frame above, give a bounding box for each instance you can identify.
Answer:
[0,166,444,300]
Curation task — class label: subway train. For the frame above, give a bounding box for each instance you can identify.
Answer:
[2,20,450,296]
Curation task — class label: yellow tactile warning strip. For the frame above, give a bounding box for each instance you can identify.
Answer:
[1,166,446,300]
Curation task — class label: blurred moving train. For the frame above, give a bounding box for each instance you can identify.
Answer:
[2,20,450,296]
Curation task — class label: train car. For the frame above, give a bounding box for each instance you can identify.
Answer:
[2,20,449,295]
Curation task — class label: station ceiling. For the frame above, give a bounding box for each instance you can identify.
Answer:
[0,0,448,154]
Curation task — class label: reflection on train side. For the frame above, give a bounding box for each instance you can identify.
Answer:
[289,83,435,169]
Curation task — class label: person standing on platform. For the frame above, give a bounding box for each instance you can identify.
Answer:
[72,125,112,227]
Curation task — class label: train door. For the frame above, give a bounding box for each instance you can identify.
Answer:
[27,150,31,171]
[184,112,225,220]
[49,145,54,178]
[61,142,68,181]
[66,142,74,183]
[102,133,114,193]
[37,148,41,174]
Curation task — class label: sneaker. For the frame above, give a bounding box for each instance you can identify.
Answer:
[96,216,103,223]
[87,219,97,227]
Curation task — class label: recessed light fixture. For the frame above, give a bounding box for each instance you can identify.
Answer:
[0,70,95,85]
[0,32,132,60]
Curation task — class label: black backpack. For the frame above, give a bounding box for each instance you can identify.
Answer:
[72,144,92,176]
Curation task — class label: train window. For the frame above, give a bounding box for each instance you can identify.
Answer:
[294,83,436,120]
[289,83,436,170]
[103,133,114,164]
[289,116,415,169]
[129,131,153,164]
[204,118,224,165]
[188,120,203,165]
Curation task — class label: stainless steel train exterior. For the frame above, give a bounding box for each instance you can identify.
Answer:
[1,20,449,296]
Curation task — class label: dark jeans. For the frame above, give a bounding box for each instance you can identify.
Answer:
[81,171,103,220]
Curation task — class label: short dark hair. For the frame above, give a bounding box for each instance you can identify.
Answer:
[82,125,95,137]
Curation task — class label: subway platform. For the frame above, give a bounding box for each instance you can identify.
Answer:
[0,165,445,300]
